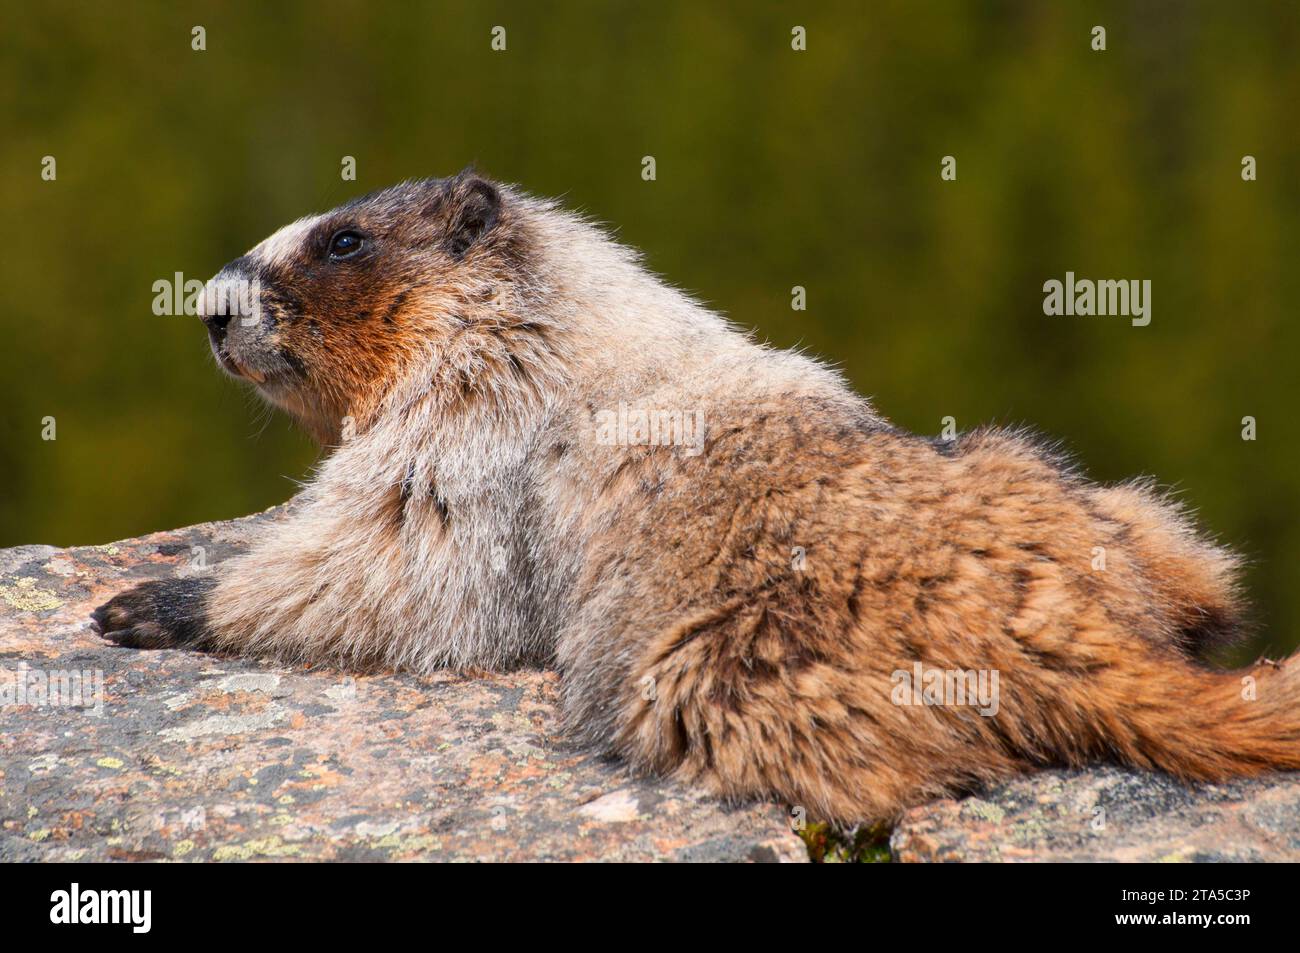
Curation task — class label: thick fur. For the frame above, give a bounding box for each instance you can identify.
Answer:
[94,171,1300,824]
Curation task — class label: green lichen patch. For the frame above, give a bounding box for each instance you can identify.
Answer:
[0,577,63,612]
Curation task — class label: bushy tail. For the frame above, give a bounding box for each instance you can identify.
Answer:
[1073,650,1300,780]
[1076,481,1300,776]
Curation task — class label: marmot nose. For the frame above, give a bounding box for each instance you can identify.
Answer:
[201,307,232,332]
[199,261,258,332]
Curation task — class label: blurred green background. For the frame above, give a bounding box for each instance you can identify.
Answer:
[2,1,1297,659]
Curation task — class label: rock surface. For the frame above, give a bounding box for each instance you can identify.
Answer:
[6,511,1298,863]
[891,767,1300,862]
[0,510,805,862]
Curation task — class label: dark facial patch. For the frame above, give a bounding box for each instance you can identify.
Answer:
[210,169,530,445]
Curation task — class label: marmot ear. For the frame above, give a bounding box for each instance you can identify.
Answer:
[442,173,501,259]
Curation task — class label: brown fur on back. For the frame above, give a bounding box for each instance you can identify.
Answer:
[559,414,1290,821]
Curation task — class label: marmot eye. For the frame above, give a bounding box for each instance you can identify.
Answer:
[328,230,365,260]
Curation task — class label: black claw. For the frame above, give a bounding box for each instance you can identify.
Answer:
[105,625,150,649]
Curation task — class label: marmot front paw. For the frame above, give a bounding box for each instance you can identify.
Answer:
[91,577,215,650]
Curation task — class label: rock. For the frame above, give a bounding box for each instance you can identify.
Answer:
[890,766,1300,862]
[12,509,1294,863]
[0,509,805,863]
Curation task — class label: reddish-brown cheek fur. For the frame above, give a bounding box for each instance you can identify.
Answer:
[271,280,453,442]
[564,418,1295,824]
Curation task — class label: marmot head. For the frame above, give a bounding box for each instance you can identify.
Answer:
[199,170,537,445]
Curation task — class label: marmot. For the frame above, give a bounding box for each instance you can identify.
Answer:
[93,170,1300,824]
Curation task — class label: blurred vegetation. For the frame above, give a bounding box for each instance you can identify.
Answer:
[2,1,1297,660]
[799,820,892,863]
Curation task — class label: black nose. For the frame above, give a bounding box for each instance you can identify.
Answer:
[202,308,232,332]
[200,259,257,332]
